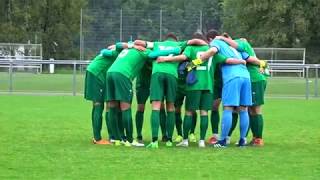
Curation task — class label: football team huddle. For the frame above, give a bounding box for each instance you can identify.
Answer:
[84,29,268,149]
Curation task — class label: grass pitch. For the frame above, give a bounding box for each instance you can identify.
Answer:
[0,95,320,179]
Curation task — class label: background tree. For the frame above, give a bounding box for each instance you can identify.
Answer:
[222,0,320,63]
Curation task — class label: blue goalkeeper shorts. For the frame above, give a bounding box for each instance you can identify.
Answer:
[222,77,252,106]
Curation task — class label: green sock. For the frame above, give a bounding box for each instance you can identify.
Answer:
[122,108,133,143]
[175,112,183,136]
[105,111,113,139]
[160,109,167,138]
[109,107,120,140]
[200,115,209,140]
[92,104,104,141]
[183,115,192,139]
[248,115,254,137]
[211,110,220,134]
[166,111,175,141]
[135,111,144,140]
[256,114,264,138]
[250,115,258,138]
[228,112,238,136]
[117,108,125,140]
[151,110,160,142]
[190,113,197,134]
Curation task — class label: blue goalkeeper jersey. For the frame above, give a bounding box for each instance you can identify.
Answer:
[210,39,250,84]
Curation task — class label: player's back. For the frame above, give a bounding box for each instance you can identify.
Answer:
[151,40,187,78]
[210,39,250,84]
[108,48,150,80]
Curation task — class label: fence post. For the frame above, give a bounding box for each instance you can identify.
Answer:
[120,9,123,42]
[80,8,83,61]
[200,10,202,32]
[9,60,13,92]
[80,8,83,73]
[160,9,162,41]
[315,65,319,97]
[72,61,77,96]
[305,66,309,100]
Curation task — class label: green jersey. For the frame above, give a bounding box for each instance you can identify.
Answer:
[236,39,266,82]
[87,50,119,82]
[152,40,188,78]
[108,48,151,80]
[210,53,228,88]
[183,45,211,91]
[183,45,227,92]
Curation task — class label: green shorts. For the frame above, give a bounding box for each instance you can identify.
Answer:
[213,80,222,100]
[150,72,177,103]
[251,80,267,106]
[136,78,150,104]
[84,71,105,102]
[106,72,133,103]
[174,89,186,108]
[185,90,213,111]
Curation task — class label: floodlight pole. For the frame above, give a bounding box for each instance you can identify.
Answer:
[200,10,202,32]
[305,66,309,100]
[120,9,123,42]
[80,8,83,61]
[160,9,162,41]
[315,65,319,97]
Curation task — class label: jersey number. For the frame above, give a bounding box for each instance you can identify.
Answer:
[118,49,129,58]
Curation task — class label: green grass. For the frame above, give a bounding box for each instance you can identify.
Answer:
[0,95,320,179]
[0,72,85,93]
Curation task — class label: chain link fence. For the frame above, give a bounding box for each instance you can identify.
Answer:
[80,9,206,60]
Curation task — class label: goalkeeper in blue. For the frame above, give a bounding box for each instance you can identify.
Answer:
[215,34,268,146]
[158,32,247,147]
[199,29,252,147]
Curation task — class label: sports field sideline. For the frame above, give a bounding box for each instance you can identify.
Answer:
[0,72,318,97]
[1,95,319,179]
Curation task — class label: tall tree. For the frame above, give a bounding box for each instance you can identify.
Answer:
[222,0,320,63]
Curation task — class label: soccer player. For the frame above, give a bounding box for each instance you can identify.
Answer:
[208,64,222,144]
[134,33,205,148]
[158,32,246,147]
[106,43,150,147]
[174,67,197,143]
[173,71,186,143]
[135,61,152,144]
[216,35,267,146]
[199,29,252,147]
[148,33,187,148]
[135,60,168,143]
[207,65,239,145]
[84,47,120,145]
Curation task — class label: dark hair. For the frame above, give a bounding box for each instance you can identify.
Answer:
[165,32,178,41]
[206,29,219,41]
[222,32,230,38]
[192,32,207,42]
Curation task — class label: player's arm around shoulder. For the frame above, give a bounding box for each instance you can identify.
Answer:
[225,58,247,65]
[200,47,218,61]
[213,53,246,65]
[187,38,208,45]
[134,40,154,49]
[156,54,187,63]
[215,35,239,49]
